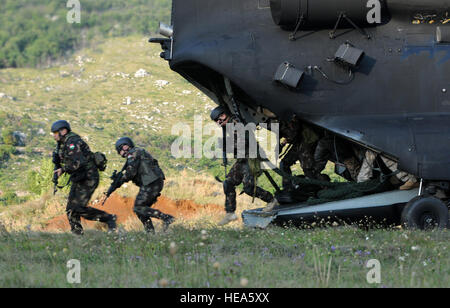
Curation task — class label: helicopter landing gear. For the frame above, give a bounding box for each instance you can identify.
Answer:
[401,195,449,230]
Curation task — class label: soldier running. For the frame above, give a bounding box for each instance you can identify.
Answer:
[51,120,117,235]
[210,106,277,226]
[111,137,174,233]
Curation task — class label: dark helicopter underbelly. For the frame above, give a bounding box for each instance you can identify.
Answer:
[166,0,450,181]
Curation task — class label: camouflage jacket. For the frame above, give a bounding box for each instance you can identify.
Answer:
[280,119,320,146]
[58,132,94,175]
[121,147,165,187]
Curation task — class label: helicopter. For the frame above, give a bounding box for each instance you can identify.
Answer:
[151,0,450,229]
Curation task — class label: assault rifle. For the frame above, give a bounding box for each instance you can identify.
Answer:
[102,170,124,206]
[52,146,62,195]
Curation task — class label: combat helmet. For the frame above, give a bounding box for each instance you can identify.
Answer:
[115,137,135,153]
[210,106,228,122]
[51,120,71,133]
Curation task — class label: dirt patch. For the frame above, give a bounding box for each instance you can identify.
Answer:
[44,194,223,232]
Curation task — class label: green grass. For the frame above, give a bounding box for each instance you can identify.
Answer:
[0,226,448,287]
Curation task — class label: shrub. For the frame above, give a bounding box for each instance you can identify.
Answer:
[26,158,70,196]
[0,0,171,68]
[0,145,16,161]
[1,128,15,146]
[0,191,23,206]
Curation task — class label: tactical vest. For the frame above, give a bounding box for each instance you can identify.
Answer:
[132,148,165,187]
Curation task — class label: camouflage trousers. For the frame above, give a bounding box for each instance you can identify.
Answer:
[67,168,114,235]
[314,136,361,182]
[134,178,171,232]
[380,156,417,183]
[223,159,274,213]
[357,151,417,184]
[280,142,324,189]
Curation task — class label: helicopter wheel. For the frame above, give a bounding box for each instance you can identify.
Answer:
[401,196,449,230]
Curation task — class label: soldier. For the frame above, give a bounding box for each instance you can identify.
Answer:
[279,116,330,191]
[112,137,174,233]
[210,106,277,226]
[51,120,117,235]
[313,134,362,182]
[357,149,419,189]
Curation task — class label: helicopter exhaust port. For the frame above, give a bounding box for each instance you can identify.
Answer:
[269,0,382,28]
[269,0,386,40]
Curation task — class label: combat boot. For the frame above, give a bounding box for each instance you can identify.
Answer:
[218,213,238,226]
[106,215,117,232]
[71,229,84,236]
[399,180,419,191]
[262,198,279,213]
[143,219,155,234]
[162,215,175,232]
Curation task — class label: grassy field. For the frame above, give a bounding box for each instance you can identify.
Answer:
[0,226,448,288]
[1,35,448,289]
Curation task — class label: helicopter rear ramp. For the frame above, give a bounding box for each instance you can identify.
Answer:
[242,188,420,228]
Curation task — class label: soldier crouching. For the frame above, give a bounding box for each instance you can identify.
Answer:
[114,137,174,233]
[279,117,330,191]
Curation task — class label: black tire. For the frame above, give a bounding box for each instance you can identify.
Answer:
[401,196,449,230]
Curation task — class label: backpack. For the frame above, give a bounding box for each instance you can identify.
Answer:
[137,149,165,186]
[93,152,108,171]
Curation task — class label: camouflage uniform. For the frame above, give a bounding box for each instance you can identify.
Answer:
[357,150,417,184]
[58,132,114,235]
[120,147,173,232]
[314,135,362,182]
[221,116,274,213]
[280,119,325,190]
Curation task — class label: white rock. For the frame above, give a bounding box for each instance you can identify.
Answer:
[155,80,170,87]
[123,97,132,105]
[134,69,149,78]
